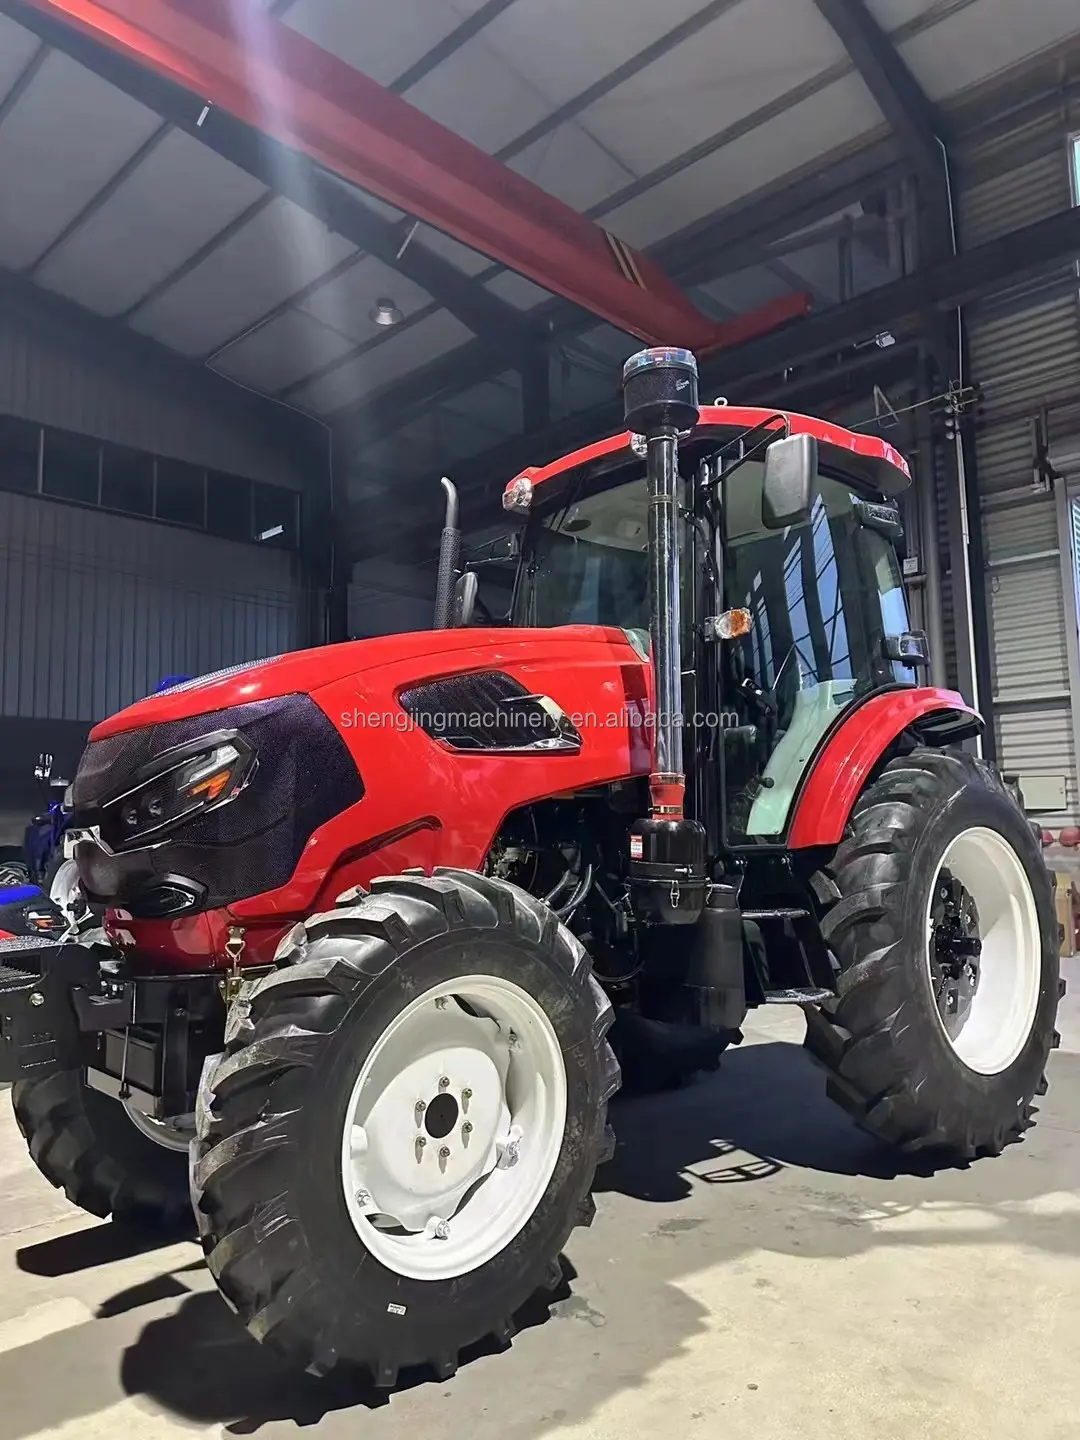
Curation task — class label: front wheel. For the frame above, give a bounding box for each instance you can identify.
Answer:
[12,1071,192,1226]
[805,747,1061,1159]
[192,869,619,1384]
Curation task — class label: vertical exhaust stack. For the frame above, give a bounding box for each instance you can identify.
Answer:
[433,477,460,629]
[622,347,707,927]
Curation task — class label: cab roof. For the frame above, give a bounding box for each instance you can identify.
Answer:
[506,405,911,501]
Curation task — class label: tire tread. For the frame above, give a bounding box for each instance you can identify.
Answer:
[11,1071,190,1227]
[805,745,1060,1159]
[194,867,619,1384]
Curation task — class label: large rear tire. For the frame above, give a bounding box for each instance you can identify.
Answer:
[192,869,619,1384]
[805,747,1060,1158]
[12,1071,192,1226]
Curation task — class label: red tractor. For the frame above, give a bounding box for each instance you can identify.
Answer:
[0,348,1060,1384]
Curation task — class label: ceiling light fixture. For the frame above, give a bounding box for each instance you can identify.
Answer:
[370,297,404,327]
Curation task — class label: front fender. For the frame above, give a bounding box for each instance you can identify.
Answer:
[787,688,982,849]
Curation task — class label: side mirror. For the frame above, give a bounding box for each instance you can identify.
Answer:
[452,571,478,627]
[762,433,817,529]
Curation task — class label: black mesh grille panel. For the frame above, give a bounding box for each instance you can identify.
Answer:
[399,672,580,752]
[72,696,362,915]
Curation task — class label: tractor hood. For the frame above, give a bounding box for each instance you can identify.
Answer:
[90,626,637,740]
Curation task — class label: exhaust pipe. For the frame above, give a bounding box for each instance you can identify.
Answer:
[433,477,460,629]
[622,347,706,927]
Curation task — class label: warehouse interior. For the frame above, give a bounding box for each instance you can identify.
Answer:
[0,0,1079,836]
[2,0,1080,1433]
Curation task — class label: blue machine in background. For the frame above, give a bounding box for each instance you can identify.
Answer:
[22,752,71,888]
[5,675,193,906]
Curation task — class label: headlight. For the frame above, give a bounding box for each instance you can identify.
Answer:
[98,733,256,852]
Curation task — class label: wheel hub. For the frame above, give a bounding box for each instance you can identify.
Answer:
[929,870,982,1036]
[349,1004,512,1235]
[340,974,566,1279]
[123,1100,196,1153]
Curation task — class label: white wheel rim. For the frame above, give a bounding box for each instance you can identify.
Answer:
[340,973,567,1282]
[49,859,81,919]
[924,825,1041,1075]
[123,1101,195,1153]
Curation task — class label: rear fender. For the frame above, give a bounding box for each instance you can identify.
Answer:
[787,688,982,849]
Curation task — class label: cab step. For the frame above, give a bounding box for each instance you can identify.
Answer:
[763,986,833,1004]
[742,908,811,922]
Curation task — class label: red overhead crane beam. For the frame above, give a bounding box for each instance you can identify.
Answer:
[26,0,810,353]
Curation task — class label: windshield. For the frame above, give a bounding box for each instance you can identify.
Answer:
[722,460,912,841]
[513,466,687,636]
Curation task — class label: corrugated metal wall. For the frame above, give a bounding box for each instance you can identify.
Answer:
[0,491,301,721]
[0,292,311,488]
[956,97,1080,823]
[348,557,434,638]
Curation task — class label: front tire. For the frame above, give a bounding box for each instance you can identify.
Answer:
[805,747,1060,1158]
[192,869,619,1384]
[12,1072,192,1226]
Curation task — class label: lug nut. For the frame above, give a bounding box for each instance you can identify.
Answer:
[439,1146,451,1160]
[29,992,44,1008]
[438,1076,450,1090]
[415,1100,426,1121]
[415,1136,427,1162]
[434,1220,450,1239]
[462,1121,473,1135]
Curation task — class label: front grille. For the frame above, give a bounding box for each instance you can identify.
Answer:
[399,671,581,752]
[71,695,363,912]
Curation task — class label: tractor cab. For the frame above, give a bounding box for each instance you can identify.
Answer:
[503,402,919,848]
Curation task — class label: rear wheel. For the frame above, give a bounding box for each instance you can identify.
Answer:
[192,869,619,1383]
[805,747,1061,1158]
[12,1071,192,1226]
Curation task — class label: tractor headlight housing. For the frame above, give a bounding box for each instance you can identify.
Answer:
[98,732,256,852]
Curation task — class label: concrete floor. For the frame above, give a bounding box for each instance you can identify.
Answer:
[1,964,1079,1440]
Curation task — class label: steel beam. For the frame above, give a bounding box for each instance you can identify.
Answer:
[355,342,920,558]
[2,0,540,363]
[521,352,551,433]
[707,202,1080,381]
[912,353,947,689]
[337,291,811,440]
[345,197,1080,456]
[335,138,905,446]
[19,0,807,352]
[812,0,942,180]
[810,0,952,258]
[656,135,904,285]
[354,199,1080,555]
